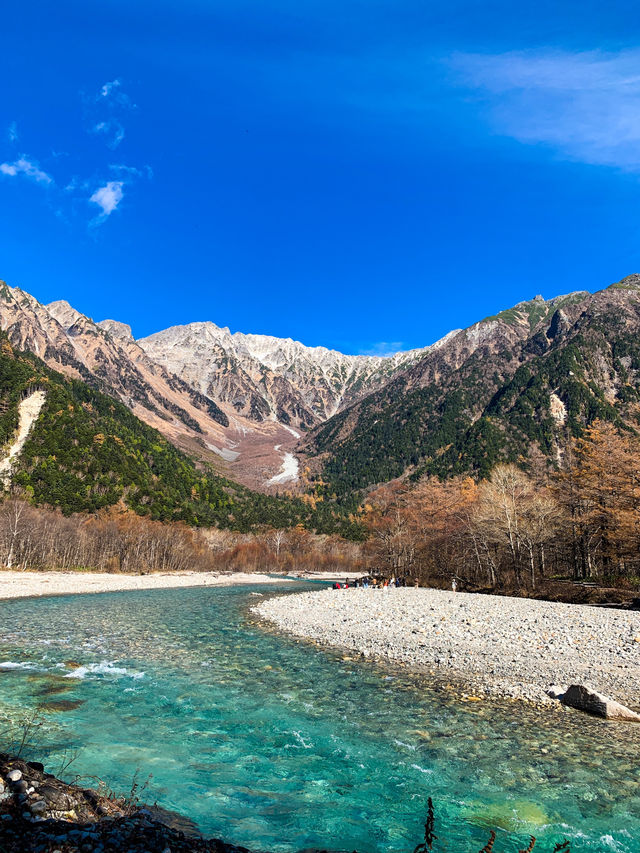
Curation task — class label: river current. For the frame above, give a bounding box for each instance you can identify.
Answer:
[0,583,638,851]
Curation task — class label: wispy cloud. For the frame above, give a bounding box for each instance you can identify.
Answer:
[90,180,124,222]
[450,49,640,170]
[99,78,135,109]
[100,79,120,98]
[2,81,148,228]
[86,79,136,149]
[92,119,125,149]
[109,163,153,180]
[359,341,405,357]
[0,157,53,185]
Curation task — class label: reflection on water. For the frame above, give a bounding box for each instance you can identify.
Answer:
[0,584,639,852]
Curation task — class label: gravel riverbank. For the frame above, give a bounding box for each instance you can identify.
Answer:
[255,587,640,706]
[0,570,292,601]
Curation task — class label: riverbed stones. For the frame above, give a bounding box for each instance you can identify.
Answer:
[546,685,565,700]
[561,684,640,721]
[255,587,640,709]
[29,799,47,815]
[0,752,256,853]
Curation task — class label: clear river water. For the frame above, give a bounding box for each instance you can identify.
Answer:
[0,582,639,852]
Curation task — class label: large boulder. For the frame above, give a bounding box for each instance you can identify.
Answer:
[561,684,640,721]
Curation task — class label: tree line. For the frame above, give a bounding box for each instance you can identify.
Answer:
[362,420,640,591]
[0,500,364,576]
[1,419,638,591]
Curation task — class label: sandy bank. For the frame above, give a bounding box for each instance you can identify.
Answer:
[286,571,362,580]
[255,587,640,707]
[0,570,291,601]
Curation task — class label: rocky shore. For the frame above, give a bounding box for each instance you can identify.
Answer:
[255,587,640,706]
[0,754,252,853]
[0,570,292,601]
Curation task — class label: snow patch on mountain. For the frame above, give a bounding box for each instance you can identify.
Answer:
[205,441,240,462]
[280,423,301,439]
[266,451,299,486]
[0,390,46,487]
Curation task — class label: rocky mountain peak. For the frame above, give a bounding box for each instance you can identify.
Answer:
[137,321,433,428]
[610,273,640,289]
[98,319,134,341]
[46,300,87,330]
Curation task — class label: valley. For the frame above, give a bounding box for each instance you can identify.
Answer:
[5,6,640,851]
[4,274,640,501]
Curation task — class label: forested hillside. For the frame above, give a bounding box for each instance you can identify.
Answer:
[304,277,640,495]
[0,335,358,536]
[362,420,640,592]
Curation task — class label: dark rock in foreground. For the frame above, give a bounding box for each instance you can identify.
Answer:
[0,754,253,853]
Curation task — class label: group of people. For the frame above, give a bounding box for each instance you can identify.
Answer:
[332,575,413,590]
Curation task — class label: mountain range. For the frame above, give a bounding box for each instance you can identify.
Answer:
[304,276,640,494]
[1,274,640,503]
[0,281,444,489]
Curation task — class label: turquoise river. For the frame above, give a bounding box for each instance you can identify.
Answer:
[0,583,639,851]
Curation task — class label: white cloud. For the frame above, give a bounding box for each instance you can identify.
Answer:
[0,157,53,185]
[450,49,640,170]
[86,79,135,149]
[100,79,121,98]
[89,180,124,219]
[359,341,405,357]
[97,78,135,109]
[7,122,18,143]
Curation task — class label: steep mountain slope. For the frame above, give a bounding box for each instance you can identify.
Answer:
[0,335,355,534]
[138,322,443,428]
[0,283,304,488]
[0,283,228,432]
[8,273,640,503]
[302,276,640,494]
[0,282,442,490]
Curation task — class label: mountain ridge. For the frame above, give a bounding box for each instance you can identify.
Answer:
[3,274,640,500]
[302,275,640,494]
[0,331,359,534]
[0,283,307,489]
[137,321,445,428]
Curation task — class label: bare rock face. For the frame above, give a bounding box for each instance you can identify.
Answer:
[137,322,434,428]
[6,272,640,493]
[0,282,231,448]
[97,318,134,341]
[561,684,640,721]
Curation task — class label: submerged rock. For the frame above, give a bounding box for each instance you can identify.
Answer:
[561,684,640,721]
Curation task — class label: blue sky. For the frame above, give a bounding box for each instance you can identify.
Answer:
[2,1,640,354]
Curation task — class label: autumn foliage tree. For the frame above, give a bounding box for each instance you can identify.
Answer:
[362,482,417,576]
[469,465,561,589]
[408,476,477,584]
[554,420,640,583]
